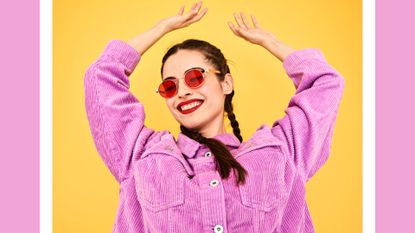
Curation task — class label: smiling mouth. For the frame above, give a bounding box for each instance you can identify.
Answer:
[177,100,204,114]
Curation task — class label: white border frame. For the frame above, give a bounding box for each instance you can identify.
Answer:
[40,0,52,232]
[363,0,376,232]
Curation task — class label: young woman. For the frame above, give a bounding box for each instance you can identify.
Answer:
[84,1,345,232]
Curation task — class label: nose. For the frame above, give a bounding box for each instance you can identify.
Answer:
[176,78,192,98]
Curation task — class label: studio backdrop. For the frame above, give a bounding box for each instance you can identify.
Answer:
[54,0,361,232]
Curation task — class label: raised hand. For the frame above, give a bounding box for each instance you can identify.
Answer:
[156,1,208,33]
[228,13,275,46]
[228,12,295,62]
[127,1,207,55]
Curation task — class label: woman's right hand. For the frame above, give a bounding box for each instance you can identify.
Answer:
[155,1,208,33]
[127,1,207,55]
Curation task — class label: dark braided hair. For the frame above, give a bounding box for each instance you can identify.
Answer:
[161,39,247,185]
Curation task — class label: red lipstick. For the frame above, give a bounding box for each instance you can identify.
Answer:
[177,99,204,115]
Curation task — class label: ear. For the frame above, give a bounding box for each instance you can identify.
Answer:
[221,73,234,95]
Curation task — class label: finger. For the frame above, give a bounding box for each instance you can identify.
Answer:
[194,0,203,12]
[251,14,260,28]
[240,12,252,29]
[190,0,202,12]
[190,1,198,10]
[182,5,199,21]
[233,12,247,30]
[183,7,208,25]
[228,22,242,37]
[193,7,208,21]
[178,5,185,15]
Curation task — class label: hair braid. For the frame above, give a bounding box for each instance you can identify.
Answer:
[225,91,243,142]
[180,125,247,184]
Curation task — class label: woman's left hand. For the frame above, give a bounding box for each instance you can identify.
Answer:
[228,13,276,47]
[228,12,295,62]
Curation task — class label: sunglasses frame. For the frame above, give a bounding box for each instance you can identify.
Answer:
[156,67,221,98]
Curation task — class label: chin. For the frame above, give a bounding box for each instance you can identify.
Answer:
[180,122,202,131]
[177,117,204,131]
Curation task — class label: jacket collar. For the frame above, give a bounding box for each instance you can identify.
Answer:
[177,132,241,159]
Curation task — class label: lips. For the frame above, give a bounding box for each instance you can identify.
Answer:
[177,99,204,114]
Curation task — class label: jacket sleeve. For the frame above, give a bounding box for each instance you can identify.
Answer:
[84,40,155,183]
[270,49,345,181]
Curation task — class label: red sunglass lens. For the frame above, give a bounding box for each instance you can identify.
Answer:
[185,69,204,88]
[158,80,177,98]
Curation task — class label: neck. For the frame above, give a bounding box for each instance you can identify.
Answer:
[197,113,226,138]
[199,124,226,139]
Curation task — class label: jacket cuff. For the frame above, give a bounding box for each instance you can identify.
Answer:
[282,49,326,73]
[101,40,141,72]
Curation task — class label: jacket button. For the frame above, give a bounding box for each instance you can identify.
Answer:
[204,151,212,157]
[209,179,219,187]
[214,224,224,233]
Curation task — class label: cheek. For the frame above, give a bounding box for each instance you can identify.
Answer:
[201,82,224,97]
[165,100,176,113]
[203,91,225,111]
[207,83,225,98]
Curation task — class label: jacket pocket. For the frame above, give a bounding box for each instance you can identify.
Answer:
[237,144,291,212]
[133,154,186,213]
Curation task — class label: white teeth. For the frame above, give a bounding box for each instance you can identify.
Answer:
[181,101,202,111]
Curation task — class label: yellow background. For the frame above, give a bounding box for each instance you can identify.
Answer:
[54,0,361,232]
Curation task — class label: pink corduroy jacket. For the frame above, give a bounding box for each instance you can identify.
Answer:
[84,40,345,233]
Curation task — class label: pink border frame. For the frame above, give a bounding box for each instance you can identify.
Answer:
[0,0,40,232]
[376,0,415,232]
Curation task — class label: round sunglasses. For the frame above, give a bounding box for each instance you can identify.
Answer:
[157,67,221,98]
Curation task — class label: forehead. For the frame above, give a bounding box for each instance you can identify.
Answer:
[162,50,210,78]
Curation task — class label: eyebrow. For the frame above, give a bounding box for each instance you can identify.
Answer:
[163,76,176,81]
[162,67,204,81]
